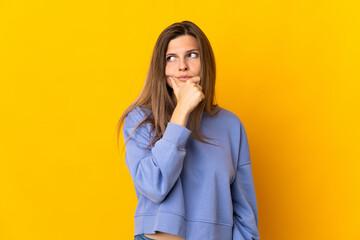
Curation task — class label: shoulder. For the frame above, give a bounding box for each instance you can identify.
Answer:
[213,107,244,128]
[124,106,152,128]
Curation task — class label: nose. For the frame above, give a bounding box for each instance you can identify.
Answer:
[179,58,188,71]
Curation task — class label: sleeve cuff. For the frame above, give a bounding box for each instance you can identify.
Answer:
[162,122,192,148]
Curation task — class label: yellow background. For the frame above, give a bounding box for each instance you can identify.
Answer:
[1,0,359,239]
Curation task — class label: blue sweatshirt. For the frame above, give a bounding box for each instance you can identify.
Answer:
[123,106,260,240]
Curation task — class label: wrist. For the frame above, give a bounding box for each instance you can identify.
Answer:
[174,104,190,116]
[170,106,190,127]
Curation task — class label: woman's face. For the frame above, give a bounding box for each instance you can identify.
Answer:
[165,35,201,89]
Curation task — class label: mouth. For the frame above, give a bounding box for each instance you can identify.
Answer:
[177,76,192,81]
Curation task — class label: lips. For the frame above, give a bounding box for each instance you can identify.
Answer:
[177,76,192,81]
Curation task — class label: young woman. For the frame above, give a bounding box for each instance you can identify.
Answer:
[117,21,260,240]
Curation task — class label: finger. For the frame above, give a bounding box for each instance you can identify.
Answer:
[194,84,203,91]
[188,76,201,84]
[169,76,180,90]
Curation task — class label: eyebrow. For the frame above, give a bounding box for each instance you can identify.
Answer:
[166,49,199,56]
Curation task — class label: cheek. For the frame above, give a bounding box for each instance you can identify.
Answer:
[193,61,201,74]
[165,64,173,75]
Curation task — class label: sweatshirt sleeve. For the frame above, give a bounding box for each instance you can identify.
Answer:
[122,108,192,204]
[231,121,260,240]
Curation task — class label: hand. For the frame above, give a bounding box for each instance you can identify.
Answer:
[168,76,205,114]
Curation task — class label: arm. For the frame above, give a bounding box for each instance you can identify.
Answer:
[123,108,191,204]
[231,121,260,240]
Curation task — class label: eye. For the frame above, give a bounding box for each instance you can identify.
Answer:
[166,56,175,62]
[166,52,198,62]
[188,52,198,58]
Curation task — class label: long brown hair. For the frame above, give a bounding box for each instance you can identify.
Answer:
[116,20,221,153]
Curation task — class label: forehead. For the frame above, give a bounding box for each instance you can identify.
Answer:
[166,35,198,52]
